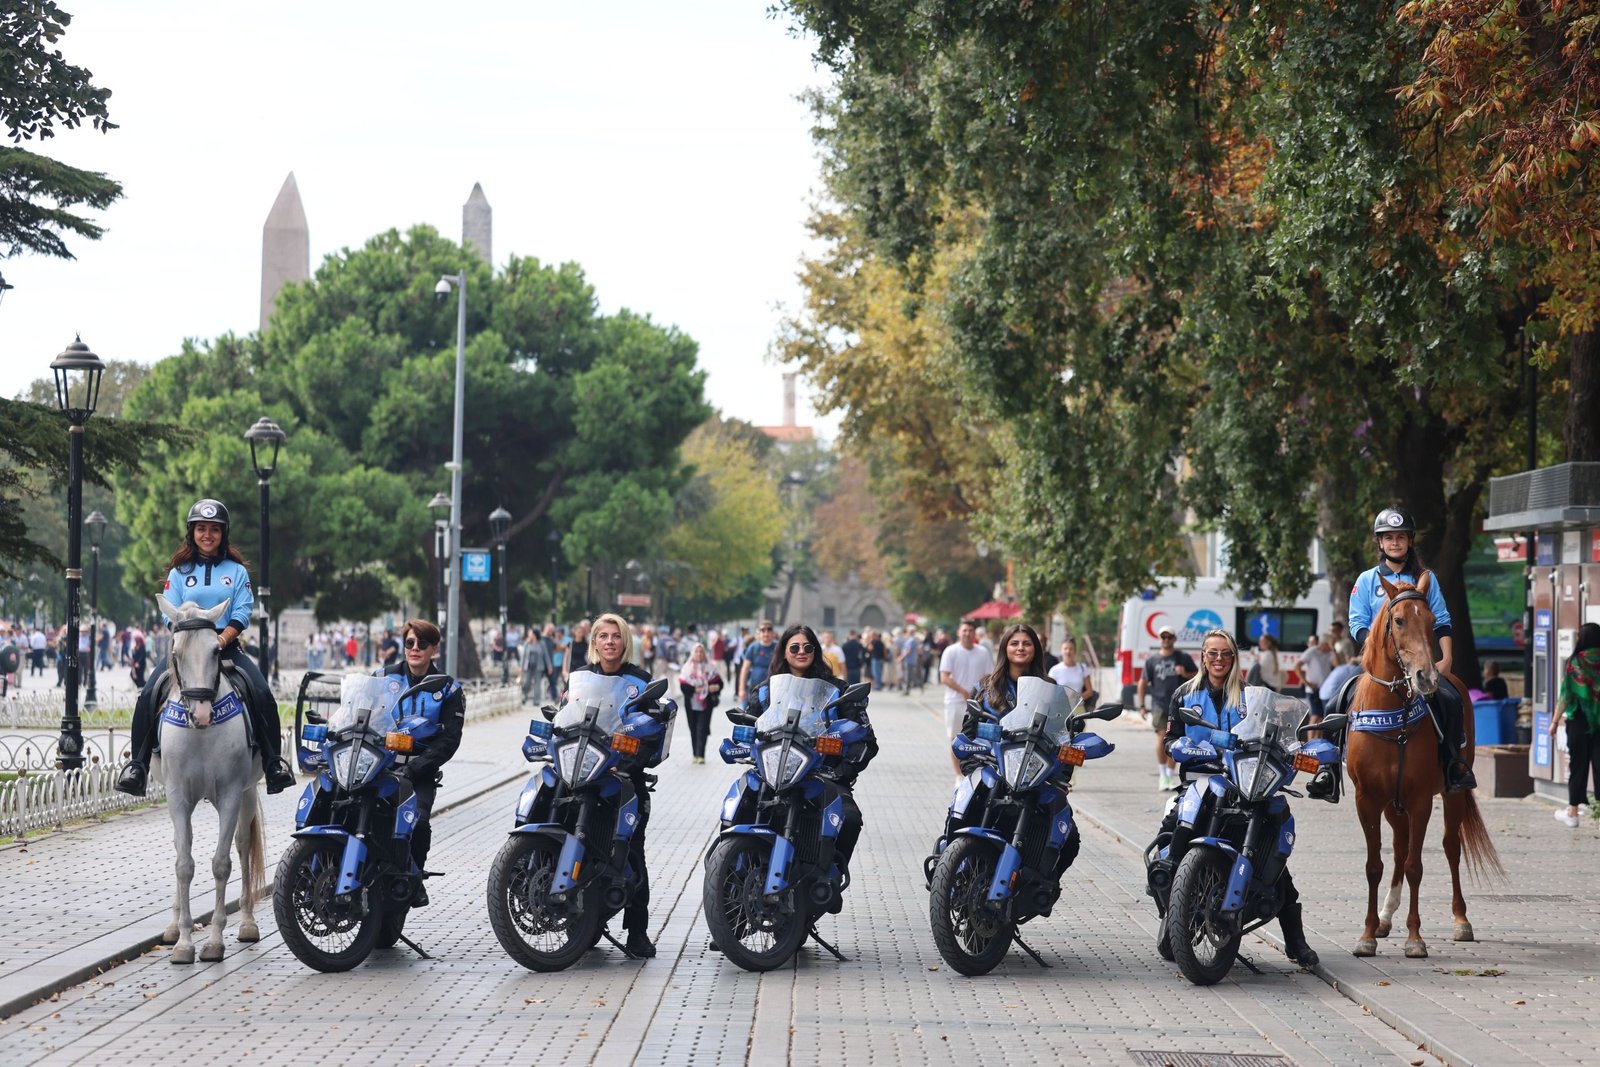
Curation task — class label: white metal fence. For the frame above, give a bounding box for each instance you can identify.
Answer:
[0,683,522,839]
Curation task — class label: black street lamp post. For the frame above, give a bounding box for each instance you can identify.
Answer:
[546,529,561,625]
[84,510,107,709]
[489,506,512,685]
[428,492,451,635]
[244,417,286,680]
[50,337,105,772]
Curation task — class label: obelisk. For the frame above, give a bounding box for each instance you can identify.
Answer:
[463,183,492,265]
[260,173,309,332]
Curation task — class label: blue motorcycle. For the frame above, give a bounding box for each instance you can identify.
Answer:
[703,675,872,972]
[487,672,674,971]
[275,673,442,971]
[927,677,1120,975]
[1145,687,1345,985]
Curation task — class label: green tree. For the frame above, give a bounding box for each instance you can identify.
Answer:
[0,1,120,264]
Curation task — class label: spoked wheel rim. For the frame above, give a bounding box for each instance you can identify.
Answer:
[286,842,367,956]
[1182,859,1232,966]
[506,843,585,954]
[946,851,1006,955]
[714,841,795,957]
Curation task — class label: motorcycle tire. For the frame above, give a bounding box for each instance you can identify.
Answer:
[375,906,409,950]
[273,836,382,972]
[702,836,807,972]
[487,834,599,972]
[929,836,1013,976]
[1168,848,1241,986]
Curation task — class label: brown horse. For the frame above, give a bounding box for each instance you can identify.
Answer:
[1346,574,1502,959]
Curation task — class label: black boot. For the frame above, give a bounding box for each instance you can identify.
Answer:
[115,760,149,797]
[1435,684,1477,794]
[264,754,296,794]
[1306,765,1338,800]
[625,928,657,958]
[1445,758,1477,794]
[1278,903,1318,968]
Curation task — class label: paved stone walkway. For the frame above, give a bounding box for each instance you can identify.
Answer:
[3,685,1587,1065]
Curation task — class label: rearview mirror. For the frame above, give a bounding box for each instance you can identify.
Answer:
[1087,703,1123,721]
[1175,703,1205,726]
[637,677,670,706]
[827,682,871,709]
[539,704,558,722]
[1302,713,1347,735]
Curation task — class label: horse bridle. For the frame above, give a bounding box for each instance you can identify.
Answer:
[1374,588,1428,699]
[170,617,223,704]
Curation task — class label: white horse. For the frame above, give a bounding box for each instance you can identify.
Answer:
[149,594,266,963]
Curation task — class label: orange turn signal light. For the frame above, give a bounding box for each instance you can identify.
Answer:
[611,733,641,756]
[1293,753,1322,774]
[1058,744,1085,766]
[384,731,414,753]
[816,735,844,757]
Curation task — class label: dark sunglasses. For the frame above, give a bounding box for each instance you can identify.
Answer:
[788,642,816,655]
[404,638,436,650]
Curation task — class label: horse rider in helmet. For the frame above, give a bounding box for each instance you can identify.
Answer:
[116,498,297,796]
[1344,507,1476,794]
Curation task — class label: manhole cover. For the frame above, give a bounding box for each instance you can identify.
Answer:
[1477,894,1574,903]
[1130,1054,1288,1067]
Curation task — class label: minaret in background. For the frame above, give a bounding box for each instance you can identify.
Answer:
[463,183,492,265]
[260,173,309,332]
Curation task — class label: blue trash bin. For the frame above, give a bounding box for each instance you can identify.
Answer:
[1473,698,1518,746]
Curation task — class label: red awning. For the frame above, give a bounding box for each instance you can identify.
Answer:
[964,599,1021,620]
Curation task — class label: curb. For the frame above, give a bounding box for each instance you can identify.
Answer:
[0,765,527,1020]
[1068,797,1476,1067]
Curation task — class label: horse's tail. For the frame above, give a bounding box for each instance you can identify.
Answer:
[1455,790,1505,883]
[240,788,267,909]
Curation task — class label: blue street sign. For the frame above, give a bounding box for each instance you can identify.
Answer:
[460,549,492,583]
[1533,712,1552,767]
[1535,609,1552,630]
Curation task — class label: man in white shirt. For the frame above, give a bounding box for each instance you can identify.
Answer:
[1300,634,1335,718]
[940,620,993,777]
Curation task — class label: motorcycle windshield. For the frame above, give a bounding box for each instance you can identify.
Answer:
[756,674,837,740]
[1232,686,1311,753]
[553,671,635,735]
[328,674,406,738]
[998,676,1080,744]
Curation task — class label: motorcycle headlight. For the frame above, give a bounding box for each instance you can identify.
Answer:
[1001,745,1051,791]
[758,744,811,789]
[330,742,383,789]
[555,741,608,787]
[1232,755,1283,802]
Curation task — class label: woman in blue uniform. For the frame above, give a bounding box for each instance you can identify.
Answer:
[1347,507,1474,793]
[567,612,671,958]
[1161,628,1318,967]
[116,499,296,796]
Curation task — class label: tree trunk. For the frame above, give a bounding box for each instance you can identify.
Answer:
[1566,329,1600,462]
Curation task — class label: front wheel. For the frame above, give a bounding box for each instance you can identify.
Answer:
[929,835,1013,976]
[702,837,807,972]
[1168,849,1241,985]
[273,837,381,972]
[487,834,599,972]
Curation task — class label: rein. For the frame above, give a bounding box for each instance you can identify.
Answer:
[1363,587,1431,816]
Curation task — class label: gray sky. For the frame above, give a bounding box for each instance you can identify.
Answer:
[1,1,838,434]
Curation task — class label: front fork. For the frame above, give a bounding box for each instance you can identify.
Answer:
[550,796,593,897]
[986,804,1029,903]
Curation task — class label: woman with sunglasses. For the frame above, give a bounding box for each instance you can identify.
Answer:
[1157,627,1318,968]
[743,624,877,870]
[567,612,674,958]
[380,619,465,906]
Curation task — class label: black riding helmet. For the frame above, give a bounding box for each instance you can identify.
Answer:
[1372,508,1416,537]
[184,498,231,561]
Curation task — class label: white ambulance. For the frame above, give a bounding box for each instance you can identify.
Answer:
[1116,576,1335,706]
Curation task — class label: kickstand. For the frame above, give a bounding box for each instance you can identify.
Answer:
[599,926,638,959]
[1235,951,1262,975]
[807,925,848,962]
[396,932,433,960]
[1012,931,1051,968]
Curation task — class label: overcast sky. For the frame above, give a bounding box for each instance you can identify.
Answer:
[0,1,839,435]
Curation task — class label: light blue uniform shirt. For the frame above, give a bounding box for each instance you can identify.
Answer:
[162,557,255,632]
[1348,563,1450,646]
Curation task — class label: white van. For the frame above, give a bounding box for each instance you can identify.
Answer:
[1116,577,1335,706]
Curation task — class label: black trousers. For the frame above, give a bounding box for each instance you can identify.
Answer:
[623,784,651,932]
[410,779,438,870]
[685,704,712,758]
[1567,716,1600,808]
[128,643,282,764]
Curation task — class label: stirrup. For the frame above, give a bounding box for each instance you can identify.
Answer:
[264,756,296,794]
[1444,761,1477,794]
[115,762,149,797]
